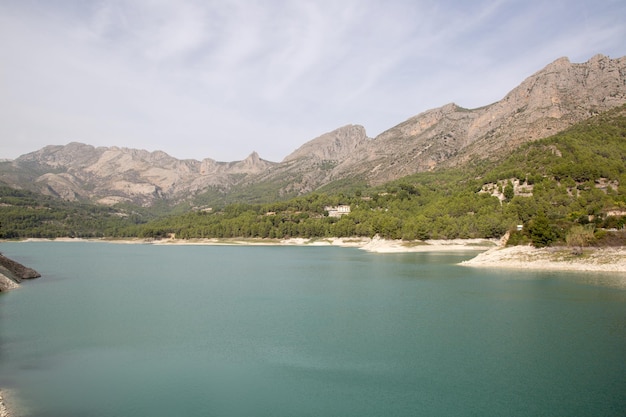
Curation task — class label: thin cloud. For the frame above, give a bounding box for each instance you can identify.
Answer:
[1,0,625,162]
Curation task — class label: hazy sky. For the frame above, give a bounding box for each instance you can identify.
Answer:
[1,0,625,162]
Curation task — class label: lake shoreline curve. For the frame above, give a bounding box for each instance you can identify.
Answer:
[6,236,626,273]
[1,238,624,414]
[15,236,498,252]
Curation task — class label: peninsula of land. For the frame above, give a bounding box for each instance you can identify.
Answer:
[461,244,626,273]
[0,253,41,292]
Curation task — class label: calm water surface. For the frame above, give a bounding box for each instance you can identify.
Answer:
[0,242,625,416]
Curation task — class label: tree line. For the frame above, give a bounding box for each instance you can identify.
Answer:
[127,106,626,246]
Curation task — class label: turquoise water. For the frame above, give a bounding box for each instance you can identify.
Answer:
[0,242,625,416]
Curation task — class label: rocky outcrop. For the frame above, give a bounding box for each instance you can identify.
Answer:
[249,125,371,195]
[0,253,41,292]
[283,125,370,163]
[0,273,19,292]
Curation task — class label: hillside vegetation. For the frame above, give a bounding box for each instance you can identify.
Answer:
[0,187,152,238]
[1,106,625,246]
[123,105,626,246]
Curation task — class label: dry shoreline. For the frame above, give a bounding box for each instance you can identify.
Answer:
[17,236,497,252]
[7,236,626,274]
[461,244,626,273]
[0,390,11,417]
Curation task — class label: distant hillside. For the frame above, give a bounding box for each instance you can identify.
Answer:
[0,185,150,238]
[1,54,625,207]
[0,145,275,206]
[130,104,626,245]
[1,105,625,241]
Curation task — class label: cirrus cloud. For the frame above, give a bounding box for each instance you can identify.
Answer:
[1,0,625,162]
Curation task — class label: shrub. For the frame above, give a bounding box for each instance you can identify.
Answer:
[565,224,595,255]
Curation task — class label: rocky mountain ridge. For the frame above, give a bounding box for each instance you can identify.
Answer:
[3,142,276,205]
[1,54,625,206]
[310,54,626,185]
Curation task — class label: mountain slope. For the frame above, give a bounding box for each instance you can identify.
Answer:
[138,104,626,242]
[272,54,626,187]
[2,54,625,206]
[2,105,625,241]
[1,144,276,206]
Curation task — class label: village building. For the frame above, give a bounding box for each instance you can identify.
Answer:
[324,205,351,218]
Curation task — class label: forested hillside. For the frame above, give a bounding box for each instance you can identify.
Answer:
[1,106,624,246]
[123,105,626,246]
[0,187,151,238]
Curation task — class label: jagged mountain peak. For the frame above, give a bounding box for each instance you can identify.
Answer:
[4,143,276,205]
[283,124,369,163]
[243,151,262,165]
[546,56,571,68]
[227,151,275,174]
[18,142,101,167]
[360,54,626,177]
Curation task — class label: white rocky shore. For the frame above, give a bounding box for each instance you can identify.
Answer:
[277,238,626,275]
[0,390,11,417]
[461,244,626,273]
[19,235,498,253]
[141,236,497,252]
[276,236,497,253]
[14,236,626,274]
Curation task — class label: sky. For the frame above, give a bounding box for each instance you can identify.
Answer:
[1,0,625,162]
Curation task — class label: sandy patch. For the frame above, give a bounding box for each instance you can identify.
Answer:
[358,237,496,253]
[0,390,12,417]
[280,236,496,252]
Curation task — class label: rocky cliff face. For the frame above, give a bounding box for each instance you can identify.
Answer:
[4,144,276,206]
[2,54,625,204]
[248,54,626,189]
[330,54,626,184]
[249,125,371,195]
[283,125,370,163]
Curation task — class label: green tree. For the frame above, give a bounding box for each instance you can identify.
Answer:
[526,212,557,248]
[503,180,515,201]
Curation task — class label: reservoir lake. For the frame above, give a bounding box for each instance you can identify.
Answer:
[0,241,625,416]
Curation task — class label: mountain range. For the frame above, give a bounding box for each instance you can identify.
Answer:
[1,54,625,207]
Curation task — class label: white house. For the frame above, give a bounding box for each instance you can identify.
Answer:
[324,205,351,218]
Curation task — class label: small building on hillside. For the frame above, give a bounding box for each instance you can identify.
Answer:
[324,205,351,218]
